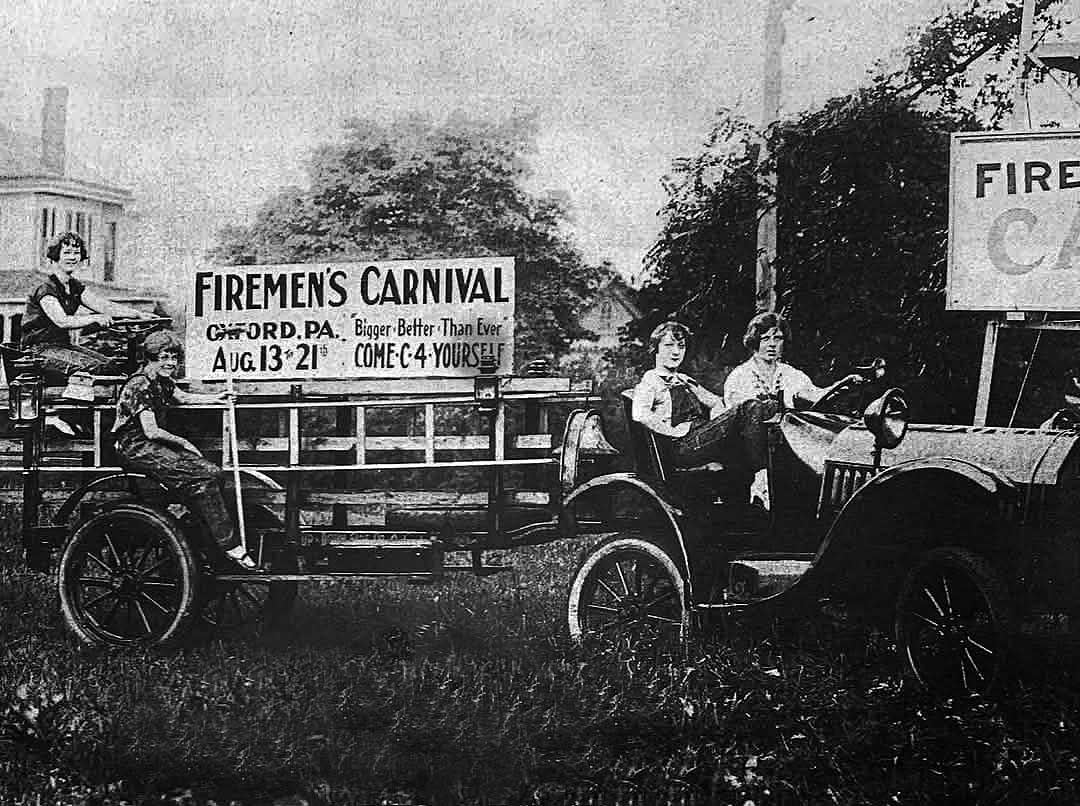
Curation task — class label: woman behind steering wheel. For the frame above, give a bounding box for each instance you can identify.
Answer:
[724,312,863,411]
[724,312,864,507]
[21,231,155,383]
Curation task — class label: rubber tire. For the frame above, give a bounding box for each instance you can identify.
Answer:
[567,532,689,644]
[58,503,200,647]
[895,547,1013,696]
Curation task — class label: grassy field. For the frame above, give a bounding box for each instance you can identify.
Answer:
[4,528,1080,806]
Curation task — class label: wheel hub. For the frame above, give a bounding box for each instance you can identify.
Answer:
[115,570,140,596]
[620,596,648,622]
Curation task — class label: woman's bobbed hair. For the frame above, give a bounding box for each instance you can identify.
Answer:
[648,320,692,354]
[743,312,792,351]
[143,330,182,360]
[45,232,88,263]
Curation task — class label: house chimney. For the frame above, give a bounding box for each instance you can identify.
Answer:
[41,87,68,176]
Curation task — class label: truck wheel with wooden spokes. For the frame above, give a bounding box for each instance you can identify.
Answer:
[895,547,1013,696]
[567,533,689,648]
[58,503,200,647]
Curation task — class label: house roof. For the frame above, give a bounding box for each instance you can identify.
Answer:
[0,270,163,304]
[0,122,131,203]
[591,275,641,318]
[0,125,44,176]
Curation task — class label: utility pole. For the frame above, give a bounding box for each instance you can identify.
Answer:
[973,0,1037,425]
[1013,0,1037,129]
[756,0,795,313]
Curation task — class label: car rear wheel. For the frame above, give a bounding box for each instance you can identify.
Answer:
[567,533,689,646]
[895,547,1012,696]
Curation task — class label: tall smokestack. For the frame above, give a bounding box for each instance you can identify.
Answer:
[41,87,68,176]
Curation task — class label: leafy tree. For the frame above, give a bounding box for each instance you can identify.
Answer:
[212,116,601,365]
[635,0,1066,422]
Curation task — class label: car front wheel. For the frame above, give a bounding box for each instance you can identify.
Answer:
[895,547,1012,696]
[567,533,689,646]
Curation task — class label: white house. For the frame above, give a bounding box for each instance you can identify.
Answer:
[0,88,159,342]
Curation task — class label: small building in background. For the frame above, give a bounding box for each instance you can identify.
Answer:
[569,271,640,369]
[0,87,159,343]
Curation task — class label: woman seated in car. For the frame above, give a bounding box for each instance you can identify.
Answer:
[723,312,864,506]
[631,320,770,475]
[724,312,862,410]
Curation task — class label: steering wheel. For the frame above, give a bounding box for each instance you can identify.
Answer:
[86,317,173,376]
[101,316,172,339]
[808,376,860,412]
[808,358,886,413]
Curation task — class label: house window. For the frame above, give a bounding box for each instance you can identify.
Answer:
[50,208,56,236]
[75,212,84,237]
[600,301,614,330]
[86,216,92,254]
[104,222,117,282]
[41,208,52,260]
[65,211,72,232]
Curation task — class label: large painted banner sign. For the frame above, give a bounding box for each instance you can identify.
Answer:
[949,130,1080,310]
[185,257,515,380]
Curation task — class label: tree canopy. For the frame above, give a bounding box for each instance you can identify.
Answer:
[212,116,601,364]
[635,0,1067,423]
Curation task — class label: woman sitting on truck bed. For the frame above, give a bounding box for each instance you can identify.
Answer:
[112,330,257,571]
[631,320,771,476]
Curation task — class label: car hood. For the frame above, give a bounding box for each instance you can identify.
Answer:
[825,421,1080,486]
[778,411,854,477]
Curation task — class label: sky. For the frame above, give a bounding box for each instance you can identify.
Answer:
[4,0,1069,293]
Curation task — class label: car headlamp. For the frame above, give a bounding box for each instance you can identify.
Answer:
[863,388,909,450]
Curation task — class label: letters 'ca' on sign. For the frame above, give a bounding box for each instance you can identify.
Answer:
[184,257,515,381]
[949,130,1080,311]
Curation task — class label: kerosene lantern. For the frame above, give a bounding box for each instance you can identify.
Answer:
[8,358,43,426]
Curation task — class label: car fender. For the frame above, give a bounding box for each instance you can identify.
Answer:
[53,473,169,524]
[562,472,697,601]
[228,468,283,492]
[811,456,1017,597]
[858,456,1014,499]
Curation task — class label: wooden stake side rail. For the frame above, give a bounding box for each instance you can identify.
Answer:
[0,489,550,507]
[0,458,556,473]
[183,376,592,399]
[1,377,592,471]
[0,376,591,527]
[0,487,554,528]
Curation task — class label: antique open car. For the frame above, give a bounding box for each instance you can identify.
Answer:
[565,376,1080,696]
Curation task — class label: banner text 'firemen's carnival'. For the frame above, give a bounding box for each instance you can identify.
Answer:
[186,257,515,380]
[949,130,1080,311]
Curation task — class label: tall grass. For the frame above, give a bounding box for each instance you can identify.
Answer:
[3,533,1080,805]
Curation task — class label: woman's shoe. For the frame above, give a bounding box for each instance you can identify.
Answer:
[45,415,76,436]
[224,545,259,572]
